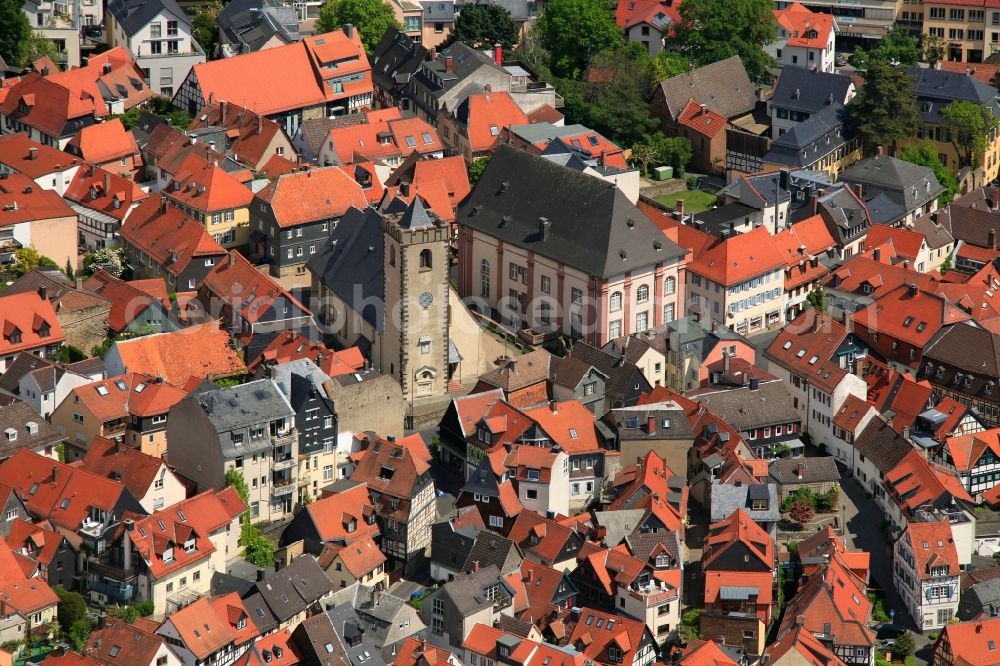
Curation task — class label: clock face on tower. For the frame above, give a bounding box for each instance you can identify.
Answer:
[418,291,433,309]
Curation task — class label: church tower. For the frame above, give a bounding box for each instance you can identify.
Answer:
[381,195,451,403]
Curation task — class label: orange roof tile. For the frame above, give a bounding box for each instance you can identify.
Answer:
[460,91,529,153]
[303,481,380,544]
[80,436,178,497]
[326,113,442,164]
[0,289,64,357]
[905,518,961,580]
[864,224,927,262]
[110,321,247,386]
[119,197,228,279]
[64,165,147,221]
[235,628,300,666]
[522,401,599,453]
[248,331,364,376]
[395,637,456,666]
[65,118,140,165]
[688,225,787,285]
[677,100,728,139]
[5,518,67,570]
[165,596,238,660]
[679,640,739,666]
[0,538,58,615]
[164,154,253,213]
[82,270,161,333]
[0,133,81,177]
[568,609,648,665]
[615,0,681,30]
[255,166,369,228]
[884,449,973,517]
[774,3,836,49]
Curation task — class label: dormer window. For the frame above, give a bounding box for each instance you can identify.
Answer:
[751,498,768,511]
[527,469,540,482]
[655,553,670,568]
[163,546,174,562]
[184,537,196,553]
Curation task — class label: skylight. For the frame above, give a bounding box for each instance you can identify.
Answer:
[782,341,792,350]
[96,385,109,396]
[808,355,818,365]
[903,316,913,327]
[115,380,127,391]
[796,349,806,358]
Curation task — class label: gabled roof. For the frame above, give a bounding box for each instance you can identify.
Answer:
[6,518,70,569]
[324,109,442,163]
[508,511,581,564]
[161,596,238,660]
[79,436,175,498]
[942,429,1000,474]
[656,56,757,121]
[0,133,82,176]
[522,401,599,453]
[452,91,529,153]
[65,118,141,165]
[0,538,58,615]
[904,518,960,579]
[884,448,973,518]
[770,66,852,115]
[0,172,77,226]
[703,508,773,570]
[164,154,254,213]
[350,433,432,510]
[0,398,64,456]
[568,608,649,663]
[679,640,739,666]
[0,290,63,358]
[64,165,147,221]
[854,415,914,476]
[774,3,836,49]
[83,270,166,333]
[677,100,728,139]
[83,617,166,665]
[248,331,363,377]
[823,253,936,299]
[935,617,1000,665]
[235,628,300,666]
[764,310,849,393]
[766,624,847,666]
[615,0,680,30]
[126,487,245,580]
[108,0,191,35]
[109,320,247,386]
[302,481,380,544]
[842,154,944,213]
[687,225,786,285]
[457,144,686,279]
[189,29,370,117]
[216,0,300,55]
[119,197,228,278]
[851,283,969,350]
[255,165,369,228]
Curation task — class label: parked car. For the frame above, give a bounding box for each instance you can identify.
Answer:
[835,53,848,67]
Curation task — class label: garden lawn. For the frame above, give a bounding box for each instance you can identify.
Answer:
[656,189,717,214]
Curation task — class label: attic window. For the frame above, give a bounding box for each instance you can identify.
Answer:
[422,132,433,144]
[96,385,109,396]
[115,380,127,391]
[379,466,396,481]
[808,355,818,365]
[490,125,499,136]
[4,429,15,442]
[29,483,38,496]
[796,349,806,358]
[916,322,927,332]
[569,428,578,439]
[60,498,70,509]
[109,645,121,657]
[782,341,792,350]
[903,316,913,327]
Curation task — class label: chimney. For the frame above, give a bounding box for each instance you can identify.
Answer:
[811,193,818,215]
[51,465,58,483]
[28,147,37,160]
[550,401,559,414]
[494,43,503,66]
[539,217,551,240]
[159,195,168,213]
[428,47,437,61]
[219,99,226,118]
[38,286,47,301]
[484,83,492,93]
[104,170,111,194]
[471,560,480,572]
[647,416,656,435]
[400,181,411,197]
[711,320,719,333]
[96,613,106,630]
[796,463,804,479]
[699,103,707,116]
[675,198,685,217]
[102,62,112,74]
[749,377,759,391]
[343,23,354,38]
[256,568,266,582]
[445,56,454,72]
[723,351,730,374]
[906,283,918,297]
[873,247,881,262]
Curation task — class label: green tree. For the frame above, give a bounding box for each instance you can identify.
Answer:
[55,345,86,363]
[583,47,659,145]
[664,0,777,82]
[899,141,958,205]
[868,592,890,623]
[65,258,75,280]
[55,588,88,632]
[0,0,31,65]
[225,468,276,567]
[68,619,91,652]
[850,27,921,70]
[922,33,946,66]
[651,51,691,81]
[193,4,222,59]
[115,107,143,130]
[940,252,953,274]
[848,58,919,152]
[20,32,59,67]
[537,0,622,78]
[14,247,40,275]
[84,247,126,277]
[678,608,703,640]
[225,467,250,503]
[806,286,827,313]
[315,0,400,54]
[631,131,692,176]
[468,157,490,186]
[892,632,915,661]
[940,100,998,168]
[445,3,518,50]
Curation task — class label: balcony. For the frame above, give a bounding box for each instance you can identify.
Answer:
[273,456,296,471]
[88,561,135,582]
[271,481,295,498]
[79,518,106,539]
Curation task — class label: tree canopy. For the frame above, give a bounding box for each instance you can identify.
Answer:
[0,0,31,66]
[664,0,777,82]
[193,4,222,59]
[849,27,921,70]
[445,3,518,50]
[899,141,958,204]
[19,33,59,67]
[848,58,919,152]
[315,0,400,54]
[630,132,692,176]
[581,46,659,145]
[940,100,998,168]
[537,0,622,79]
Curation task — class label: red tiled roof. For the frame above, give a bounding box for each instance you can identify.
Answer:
[832,394,876,434]
[247,330,364,377]
[0,538,58,615]
[326,111,442,163]
[688,225,787,285]
[119,197,228,279]
[764,310,848,393]
[703,509,773,571]
[110,320,247,386]
[615,0,681,30]
[82,270,160,333]
[335,161,384,205]
[257,154,302,179]
[864,224,927,262]
[0,449,130,537]
[461,91,529,153]
[320,535,386,578]
[522,401,599,453]
[5,518,67,569]
[351,433,432,518]
[824,254,937,299]
[126,488,245,580]
[199,251,311,327]
[638,200,712,259]
[679,640,739,666]
[526,104,565,125]
[0,290,64,357]
[942,429,1000,474]
[190,29,371,118]
[383,155,470,223]
[508,511,580,564]
[164,154,254,213]
[851,283,970,353]
[65,118,140,166]
[568,608,648,665]
[165,596,238,661]
[0,133,82,176]
[83,617,166,665]
[884,449,973,518]
[863,358,933,431]
[235,628,300,666]
[774,2,835,49]
[904,518,961,580]
[80,436,177,498]
[210,593,259,646]
[765,625,847,666]
[255,166,369,228]
[935,617,1000,665]
[304,481,380,544]
[188,101,289,168]
[64,165,147,222]
[395,637,456,666]
[677,100,728,139]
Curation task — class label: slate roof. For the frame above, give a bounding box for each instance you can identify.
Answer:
[910,67,1000,124]
[295,603,385,666]
[840,154,944,213]
[710,482,780,524]
[0,399,63,457]
[457,144,685,279]
[763,103,851,167]
[693,382,800,432]
[371,28,429,100]
[433,564,505,614]
[568,342,651,400]
[657,56,757,120]
[192,379,295,455]
[217,0,300,53]
[769,67,853,114]
[306,206,385,330]
[768,457,840,485]
[108,0,192,36]
[462,533,522,575]
[853,415,914,475]
[249,555,333,623]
